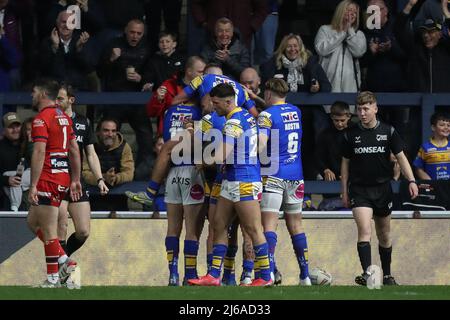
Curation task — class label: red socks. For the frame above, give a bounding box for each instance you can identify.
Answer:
[44,239,60,275]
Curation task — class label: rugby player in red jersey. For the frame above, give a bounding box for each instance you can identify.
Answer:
[26,79,82,288]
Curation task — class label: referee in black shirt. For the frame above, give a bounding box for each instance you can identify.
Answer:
[341,91,418,286]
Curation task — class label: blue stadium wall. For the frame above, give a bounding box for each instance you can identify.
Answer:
[0,218,449,286]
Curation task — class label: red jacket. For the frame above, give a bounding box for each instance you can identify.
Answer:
[146,74,186,135]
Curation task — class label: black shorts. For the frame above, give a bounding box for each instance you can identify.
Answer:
[349,182,393,217]
[63,183,90,203]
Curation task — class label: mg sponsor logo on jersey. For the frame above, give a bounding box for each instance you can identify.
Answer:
[354,146,386,154]
[376,134,388,141]
[281,112,299,123]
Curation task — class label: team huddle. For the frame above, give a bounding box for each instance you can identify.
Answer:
[128,71,309,287]
[26,69,418,288]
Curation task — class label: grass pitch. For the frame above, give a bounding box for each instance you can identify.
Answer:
[0,285,449,300]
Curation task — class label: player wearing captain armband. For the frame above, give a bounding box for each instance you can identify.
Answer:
[258,78,311,286]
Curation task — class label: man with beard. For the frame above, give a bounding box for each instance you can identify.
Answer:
[82,118,134,211]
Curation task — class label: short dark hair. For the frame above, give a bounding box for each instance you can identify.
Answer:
[96,117,119,132]
[33,79,60,100]
[265,78,289,98]
[430,111,450,126]
[59,83,76,98]
[330,101,350,116]
[159,31,177,42]
[210,83,236,99]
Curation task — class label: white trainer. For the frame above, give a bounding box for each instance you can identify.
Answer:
[300,277,312,286]
[59,258,78,284]
[239,272,253,286]
[34,279,62,288]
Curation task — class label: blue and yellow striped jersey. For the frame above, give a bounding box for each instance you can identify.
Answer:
[222,107,260,182]
[201,112,226,141]
[163,104,202,142]
[258,103,303,180]
[201,112,226,182]
[413,138,450,180]
[163,104,202,167]
[184,74,256,112]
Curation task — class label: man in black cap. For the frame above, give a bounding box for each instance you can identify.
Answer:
[0,112,24,210]
[395,0,450,93]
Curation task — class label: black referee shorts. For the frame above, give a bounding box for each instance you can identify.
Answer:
[349,182,393,217]
[63,182,90,203]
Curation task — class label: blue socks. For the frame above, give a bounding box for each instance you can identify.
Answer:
[209,244,227,279]
[254,243,271,281]
[291,233,309,279]
[165,236,179,277]
[207,253,213,273]
[222,245,238,283]
[184,240,199,280]
[146,180,160,199]
[264,231,277,275]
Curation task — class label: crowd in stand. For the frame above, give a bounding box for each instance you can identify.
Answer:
[0,0,450,211]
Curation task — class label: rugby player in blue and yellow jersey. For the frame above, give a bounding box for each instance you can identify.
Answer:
[171,65,258,117]
[188,83,273,287]
[162,103,204,286]
[258,78,311,285]
[128,66,257,208]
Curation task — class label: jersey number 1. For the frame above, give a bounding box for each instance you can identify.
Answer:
[62,126,68,149]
